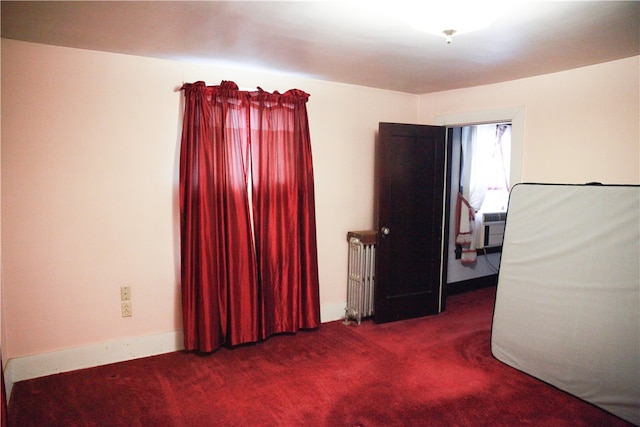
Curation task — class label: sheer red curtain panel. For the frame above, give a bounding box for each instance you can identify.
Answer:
[249,89,321,338]
[179,81,320,353]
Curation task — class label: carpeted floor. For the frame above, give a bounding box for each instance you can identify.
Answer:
[8,286,634,426]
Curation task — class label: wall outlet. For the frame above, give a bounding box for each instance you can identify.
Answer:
[120,286,131,301]
[121,301,132,317]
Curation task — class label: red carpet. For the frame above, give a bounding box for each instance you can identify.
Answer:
[8,287,634,426]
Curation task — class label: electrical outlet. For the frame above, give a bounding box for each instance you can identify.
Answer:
[120,286,131,301]
[121,301,132,317]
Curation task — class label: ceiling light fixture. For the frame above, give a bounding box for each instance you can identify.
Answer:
[442,29,456,45]
[401,2,506,44]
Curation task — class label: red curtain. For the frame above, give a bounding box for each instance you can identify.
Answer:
[179,81,320,352]
[249,89,321,338]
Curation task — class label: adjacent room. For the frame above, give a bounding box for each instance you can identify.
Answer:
[1,1,639,425]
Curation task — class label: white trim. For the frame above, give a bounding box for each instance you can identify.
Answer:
[435,106,525,186]
[4,330,184,398]
[4,302,348,399]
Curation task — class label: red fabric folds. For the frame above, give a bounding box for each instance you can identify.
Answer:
[179,81,320,352]
[249,88,320,337]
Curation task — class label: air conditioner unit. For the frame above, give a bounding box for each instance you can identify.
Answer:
[478,211,507,249]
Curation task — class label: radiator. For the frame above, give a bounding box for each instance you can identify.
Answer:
[344,230,377,325]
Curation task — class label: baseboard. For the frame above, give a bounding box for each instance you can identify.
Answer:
[4,302,348,400]
[321,301,347,324]
[4,330,184,399]
[447,274,498,296]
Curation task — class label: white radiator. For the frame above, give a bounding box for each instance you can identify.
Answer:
[344,231,377,325]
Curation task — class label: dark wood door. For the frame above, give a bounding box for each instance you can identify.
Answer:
[374,122,449,323]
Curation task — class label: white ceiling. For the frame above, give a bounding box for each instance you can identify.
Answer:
[2,1,639,94]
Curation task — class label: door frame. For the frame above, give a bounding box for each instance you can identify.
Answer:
[436,106,524,189]
[437,106,525,292]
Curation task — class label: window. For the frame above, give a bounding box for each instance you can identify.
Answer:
[460,123,511,215]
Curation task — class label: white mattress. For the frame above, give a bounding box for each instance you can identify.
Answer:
[491,183,640,425]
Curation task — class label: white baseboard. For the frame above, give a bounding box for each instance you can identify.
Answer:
[321,300,347,324]
[4,302,348,400]
[4,330,184,399]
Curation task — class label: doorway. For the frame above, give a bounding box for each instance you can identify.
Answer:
[437,107,523,294]
[447,123,511,287]
[373,108,524,321]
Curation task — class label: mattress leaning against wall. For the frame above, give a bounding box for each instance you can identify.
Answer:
[491,183,640,425]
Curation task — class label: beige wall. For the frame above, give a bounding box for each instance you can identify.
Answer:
[2,38,638,372]
[419,56,640,185]
[1,39,417,360]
